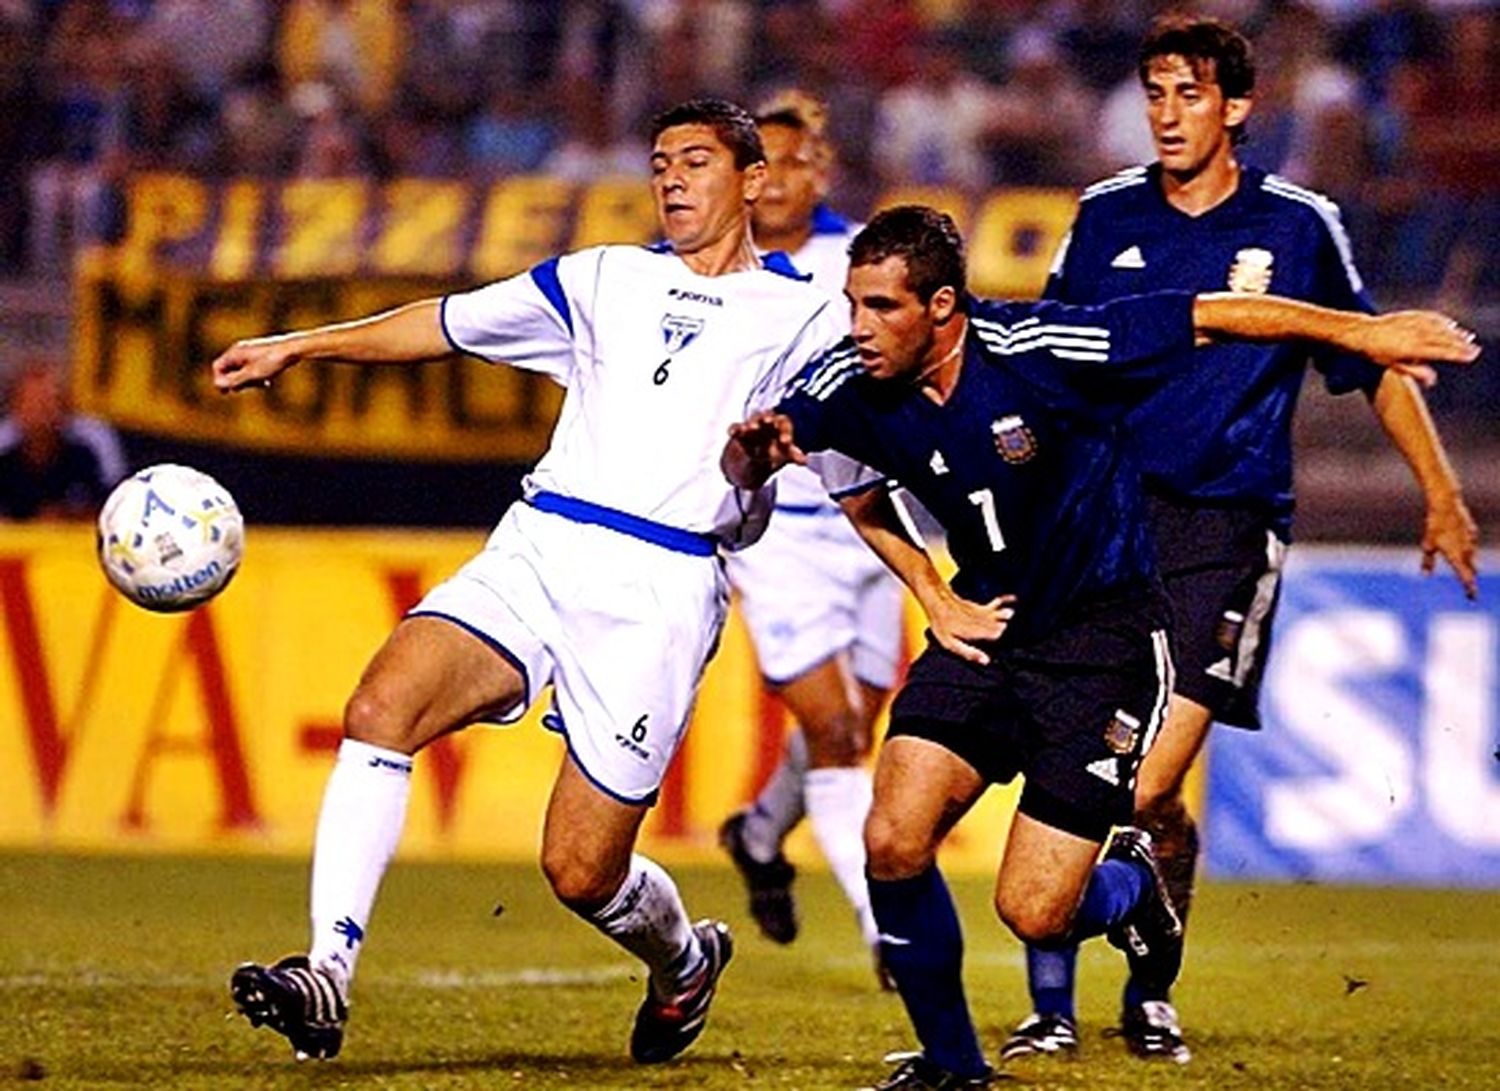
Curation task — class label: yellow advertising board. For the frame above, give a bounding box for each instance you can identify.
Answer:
[0,524,1023,872]
[71,174,1078,463]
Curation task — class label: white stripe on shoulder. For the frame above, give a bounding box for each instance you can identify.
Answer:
[1081,165,1149,202]
[800,348,862,400]
[1261,174,1365,293]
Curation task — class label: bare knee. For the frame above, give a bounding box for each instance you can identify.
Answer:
[864,808,938,881]
[995,891,1075,946]
[343,683,419,753]
[802,707,870,768]
[540,842,626,910]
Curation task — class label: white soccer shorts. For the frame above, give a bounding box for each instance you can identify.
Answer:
[410,501,729,804]
[726,508,904,689]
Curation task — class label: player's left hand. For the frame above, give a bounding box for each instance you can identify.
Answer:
[1423,495,1479,600]
[1352,311,1480,386]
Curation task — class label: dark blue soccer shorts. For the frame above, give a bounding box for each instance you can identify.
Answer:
[1145,492,1288,731]
[887,591,1172,843]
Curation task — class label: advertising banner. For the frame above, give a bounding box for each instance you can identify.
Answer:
[70,174,1077,462]
[1205,549,1500,886]
[0,525,1021,871]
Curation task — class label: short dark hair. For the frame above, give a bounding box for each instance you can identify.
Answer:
[849,206,966,303]
[754,107,809,134]
[1139,14,1255,143]
[649,98,766,169]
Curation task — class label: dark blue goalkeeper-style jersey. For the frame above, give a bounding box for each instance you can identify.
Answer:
[780,292,1196,646]
[1046,163,1383,534]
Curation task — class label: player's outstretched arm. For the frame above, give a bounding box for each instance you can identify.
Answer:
[1192,294,1481,386]
[1370,372,1479,599]
[212,299,451,393]
[838,488,1014,666]
[722,411,806,490]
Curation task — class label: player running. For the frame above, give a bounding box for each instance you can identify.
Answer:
[717,91,903,979]
[723,205,1477,1089]
[1005,14,1480,1066]
[212,99,846,1066]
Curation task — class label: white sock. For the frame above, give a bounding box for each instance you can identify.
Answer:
[805,766,877,945]
[587,855,702,999]
[307,738,413,993]
[740,729,809,863]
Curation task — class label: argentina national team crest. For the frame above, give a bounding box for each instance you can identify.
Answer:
[1227,247,1274,293]
[661,314,706,354]
[991,414,1037,464]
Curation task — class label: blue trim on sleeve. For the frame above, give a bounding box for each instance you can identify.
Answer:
[438,296,466,355]
[404,610,531,722]
[529,258,574,337]
[811,204,851,235]
[773,502,841,516]
[541,705,660,807]
[528,491,717,556]
[829,477,888,500]
[762,251,813,282]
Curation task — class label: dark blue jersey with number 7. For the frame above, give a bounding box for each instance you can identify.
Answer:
[779,291,1196,646]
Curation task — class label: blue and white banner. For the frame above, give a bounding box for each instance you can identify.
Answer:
[1205,548,1500,887]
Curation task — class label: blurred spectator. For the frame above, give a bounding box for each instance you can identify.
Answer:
[872,29,993,191]
[0,361,126,521]
[0,8,44,271]
[27,0,132,269]
[132,0,271,103]
[464,80,558,177]
[289,83,376,177]
[984,25,1101,186]
[542,84,648,183]
[1336,0,1444,105]
[1095,75,1154,170]
[279,0,402,118]
[1058,0,1145,92]
[217,75,299,177]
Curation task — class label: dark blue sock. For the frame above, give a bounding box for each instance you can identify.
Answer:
[1026,944,1078,1020]
[868,868,987,1078]
[1070,859,1148,940]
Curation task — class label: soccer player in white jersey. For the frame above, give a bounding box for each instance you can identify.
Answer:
[211,98,847,1066]
[717,93,904,982]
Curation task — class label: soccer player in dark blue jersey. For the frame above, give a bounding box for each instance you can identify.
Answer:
[1008,14,1481,1066]
[723,206,1476,1090]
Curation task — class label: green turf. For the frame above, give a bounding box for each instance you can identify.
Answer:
[1,853,1496,1089]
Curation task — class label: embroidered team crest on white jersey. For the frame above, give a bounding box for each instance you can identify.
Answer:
[661,314,706,355]
[442,244,844,548]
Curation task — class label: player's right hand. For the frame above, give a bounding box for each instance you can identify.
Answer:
[928,590,1016,666]
[211,335,303,393]
[725,412,807,475]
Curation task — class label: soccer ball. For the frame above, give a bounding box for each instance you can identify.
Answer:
[97,464,244,612]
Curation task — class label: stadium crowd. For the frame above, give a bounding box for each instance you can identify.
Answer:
[2,0,1496,302]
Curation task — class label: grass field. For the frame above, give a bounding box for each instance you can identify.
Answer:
[2,853,1497,1089]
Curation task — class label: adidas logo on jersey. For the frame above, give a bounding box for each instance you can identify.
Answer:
[1086,756,1121,786]
[1110,245,1146,269]
[930,450,949,475]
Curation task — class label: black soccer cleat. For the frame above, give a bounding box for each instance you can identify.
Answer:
[629,919,734,1064]
[1117,1000,1192,1064]
[230,954,347,1061]
[1103,827,1184,996]
[718,811,799,944]
[999,1012,1079,1061]
[862,1052,996,1089]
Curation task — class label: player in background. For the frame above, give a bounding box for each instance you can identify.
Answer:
[718,91,904,980]
[1004,14,1480,1067]
[212,99,848,1066]
[723,206,1477,1090]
